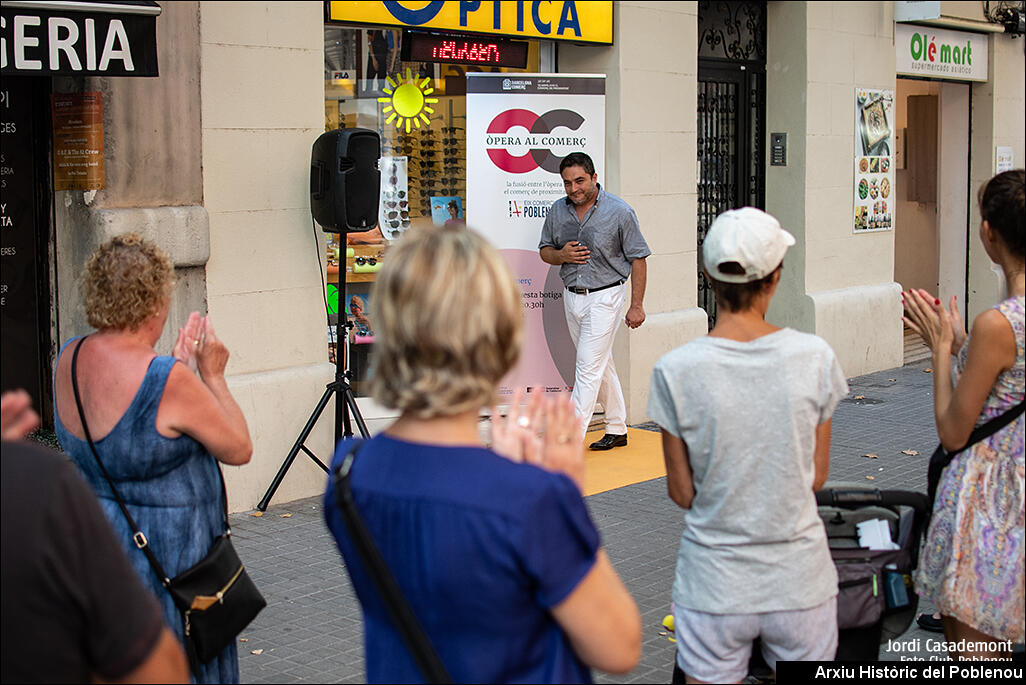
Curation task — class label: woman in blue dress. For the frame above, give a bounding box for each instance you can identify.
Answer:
[323,224,641,683]
[53,233,253,683]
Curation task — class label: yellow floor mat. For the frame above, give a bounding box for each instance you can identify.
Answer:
[582,427,666,496]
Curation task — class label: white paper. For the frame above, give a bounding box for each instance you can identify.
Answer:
[856,518,900,550]
[996,147,1014,174]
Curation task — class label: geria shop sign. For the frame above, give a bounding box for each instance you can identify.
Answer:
[1,8,158,76]
[896,24,988,82]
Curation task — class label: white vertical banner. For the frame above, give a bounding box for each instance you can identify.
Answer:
[466,73,606,396]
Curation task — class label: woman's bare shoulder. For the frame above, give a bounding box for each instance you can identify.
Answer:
[967,308,1017,369]
[970,307,1016,341]
[162,358,204,397]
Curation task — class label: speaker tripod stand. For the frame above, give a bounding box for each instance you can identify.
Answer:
[256,276,370,512]
[258,127,380,511]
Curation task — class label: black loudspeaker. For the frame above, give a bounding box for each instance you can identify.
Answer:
[310,128,380,233]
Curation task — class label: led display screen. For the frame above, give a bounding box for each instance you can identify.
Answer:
[400,30,529,68]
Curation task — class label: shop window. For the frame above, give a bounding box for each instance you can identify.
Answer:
[323,25,546,397]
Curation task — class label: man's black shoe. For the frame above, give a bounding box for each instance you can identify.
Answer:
[589,433,628,451]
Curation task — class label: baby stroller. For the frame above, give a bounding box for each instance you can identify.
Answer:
[742,484,930,680]
[817,483,930,660]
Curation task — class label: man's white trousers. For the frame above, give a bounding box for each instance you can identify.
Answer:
[563,284,628,439]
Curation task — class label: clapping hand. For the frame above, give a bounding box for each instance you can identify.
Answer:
[490,388,543,465]
[943,294,967,355]
[195,316,230,381]
[491,389,586,492]
[536,393,586,492]
[902,289,960,357]
[172,311,204,373]
[173,313,230,381]
[1,389,40,440]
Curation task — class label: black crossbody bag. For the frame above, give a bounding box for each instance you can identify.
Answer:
[71,337,266,672]
[926,398,1025,520]
[331,440,452,684]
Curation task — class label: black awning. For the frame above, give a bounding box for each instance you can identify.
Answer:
[1,0,160,76]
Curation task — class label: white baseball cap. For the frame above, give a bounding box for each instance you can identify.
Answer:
[703,207,796,283]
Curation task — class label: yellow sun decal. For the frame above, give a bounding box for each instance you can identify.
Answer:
[378,68,438,133]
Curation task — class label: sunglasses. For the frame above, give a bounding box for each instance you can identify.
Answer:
[417,177,465,185]
[442,138,462,145]
[384,199,409,209]
[354,256,377,266]
[410,170,447,179]
[418,176,467,184]
[386,210,409,220]
[417,186,462,194]
[382,189,406,199]
[442,126,464,133]
[387,219,411,229]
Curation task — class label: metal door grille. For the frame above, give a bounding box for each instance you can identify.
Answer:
[697,79,738,324]
[697,1,766,328]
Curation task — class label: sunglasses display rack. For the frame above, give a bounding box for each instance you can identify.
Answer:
[382,118,466,223]
[378,156,410,241]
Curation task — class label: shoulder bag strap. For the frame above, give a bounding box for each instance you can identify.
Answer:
[928,398,1026,507]
[331,441,452,684]
[71,336,173,587]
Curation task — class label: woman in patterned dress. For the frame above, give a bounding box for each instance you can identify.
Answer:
[903,169,1025,658]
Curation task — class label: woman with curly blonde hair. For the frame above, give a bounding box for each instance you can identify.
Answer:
[322,224,640,683]
[53,233,252,683]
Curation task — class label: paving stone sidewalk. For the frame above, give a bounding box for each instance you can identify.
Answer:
[232,360,944,683]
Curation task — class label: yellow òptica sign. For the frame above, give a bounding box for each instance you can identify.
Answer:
[328,1,613,44]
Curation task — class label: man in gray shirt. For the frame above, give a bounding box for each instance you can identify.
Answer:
[539,152,651,449]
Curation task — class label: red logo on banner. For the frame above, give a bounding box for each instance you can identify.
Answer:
[485,109,586,174]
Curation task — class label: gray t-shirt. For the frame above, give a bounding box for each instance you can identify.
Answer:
[647,328,848,614]
[538,185,651,290]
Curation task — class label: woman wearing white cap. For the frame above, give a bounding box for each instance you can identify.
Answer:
[647,208,849,683]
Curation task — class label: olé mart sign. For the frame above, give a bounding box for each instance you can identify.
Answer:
[896,24,988,82]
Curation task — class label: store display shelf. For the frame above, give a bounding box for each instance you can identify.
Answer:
[325,243,386,285]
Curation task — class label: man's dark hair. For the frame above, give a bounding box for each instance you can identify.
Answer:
[707,263,782,312]
[978,168,1025,257]
[559,152,595,176]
